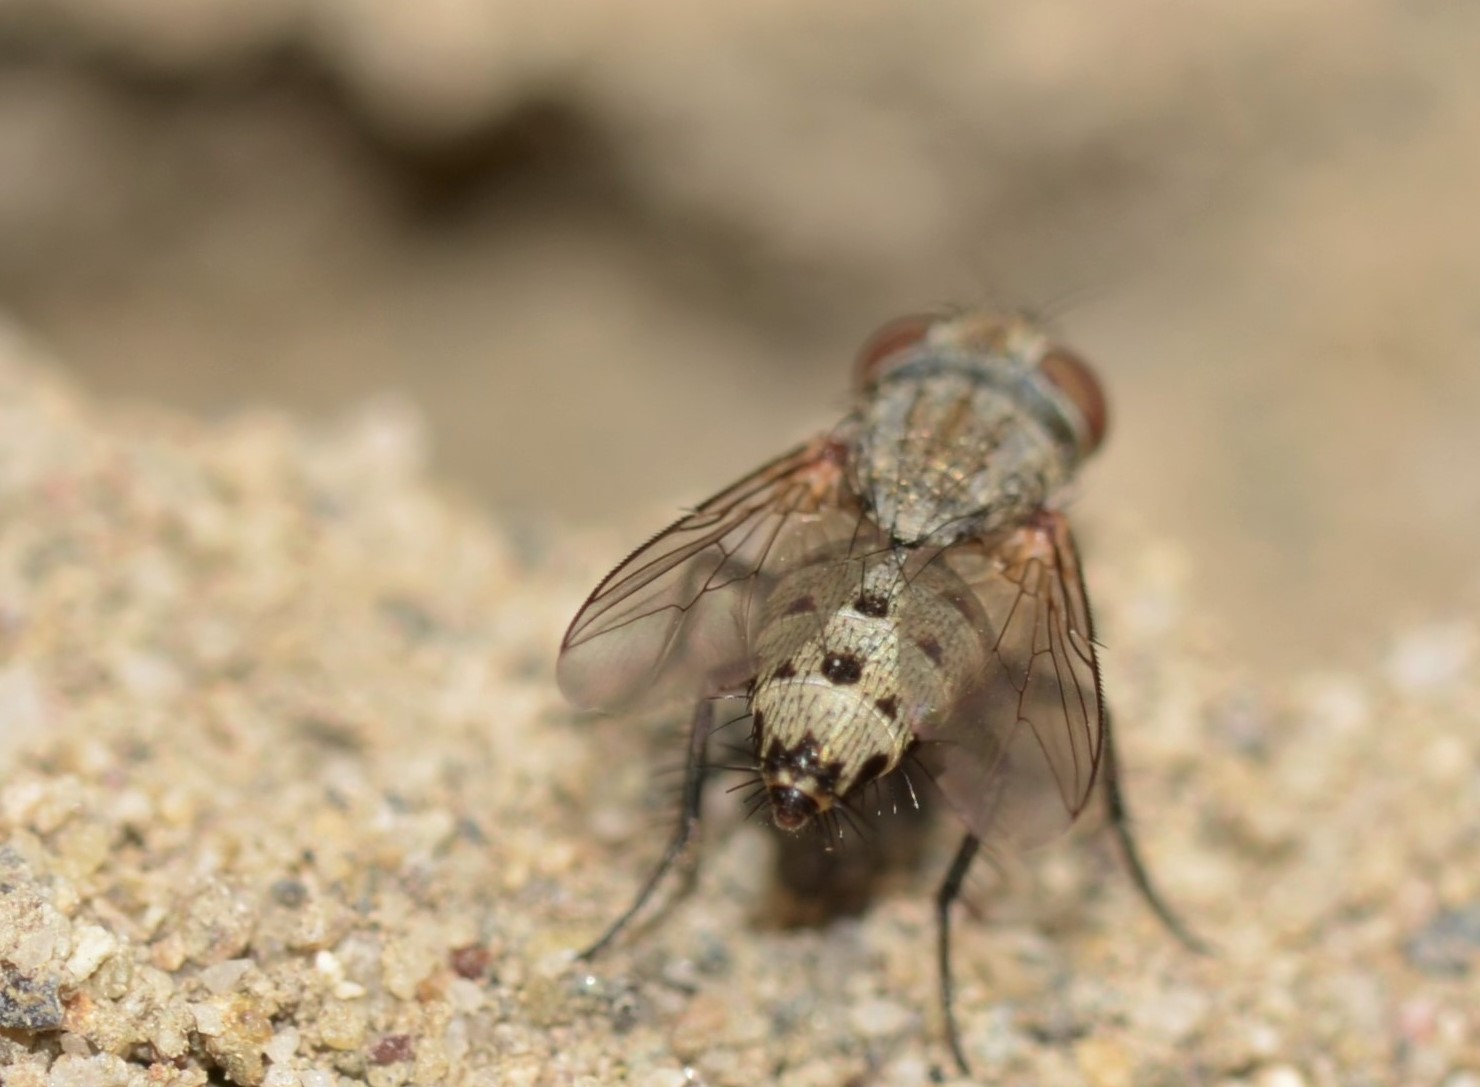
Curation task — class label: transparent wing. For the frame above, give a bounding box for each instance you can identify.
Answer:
[558,437,856,713]
[913,511,1105,850]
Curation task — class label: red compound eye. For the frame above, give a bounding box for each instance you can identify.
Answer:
[853,313,937,390]
[1038,346,1108,455]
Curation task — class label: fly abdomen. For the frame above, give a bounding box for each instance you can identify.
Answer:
[749,550,985,828]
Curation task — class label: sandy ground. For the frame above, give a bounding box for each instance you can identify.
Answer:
[0,323,1476,1086]
[1,2,1479,1085]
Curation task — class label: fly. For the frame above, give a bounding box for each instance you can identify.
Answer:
[557,310,1203,1073]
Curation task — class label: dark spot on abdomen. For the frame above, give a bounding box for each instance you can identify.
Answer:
[854,592,890,618]
[874,695,898,720]
[821,652,864,685]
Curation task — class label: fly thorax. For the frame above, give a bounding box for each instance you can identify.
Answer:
[851,363,1073,546]
[750,552,977,831]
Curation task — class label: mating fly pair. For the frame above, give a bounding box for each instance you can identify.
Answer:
[557,311,1199,1073]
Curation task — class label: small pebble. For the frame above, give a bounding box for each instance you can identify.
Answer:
[264,1026,300,1065]
[199,957,252,994]
[1405,906,1480,977]
[0,972,62,1032]
[1076,1035,1135,1087]
[192,1002,226,1037]
[1385,621,1477,692]
[1254,1065,1308,1087]
[847,997,910,1039]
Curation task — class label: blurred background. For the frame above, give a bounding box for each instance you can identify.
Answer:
[0,0,1476,679]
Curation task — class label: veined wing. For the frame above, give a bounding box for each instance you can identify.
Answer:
[913,510,1105,850]
[559,436,857,712]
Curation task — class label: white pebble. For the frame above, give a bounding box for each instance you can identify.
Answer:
[65,924,117,981]
[447,977,484,1012]
[0,777,47,826]
[1296,673,1370,734]
[48,1053,132,1087]
[1254,1065,1307,1087]
[199,958,252,994]
[848,997,911,1038]
[1386,621,1477,692]
[263,1026,300,1064]
[7,910,68,973]
[192,1002,226,1036]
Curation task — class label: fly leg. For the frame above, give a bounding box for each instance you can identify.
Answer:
[935,832,981,1076]
[579,696,717,960]
[1102,707,1209,954]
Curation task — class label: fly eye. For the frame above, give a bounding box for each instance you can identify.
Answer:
[1038,346,1108,456]
[853,313,938,390]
